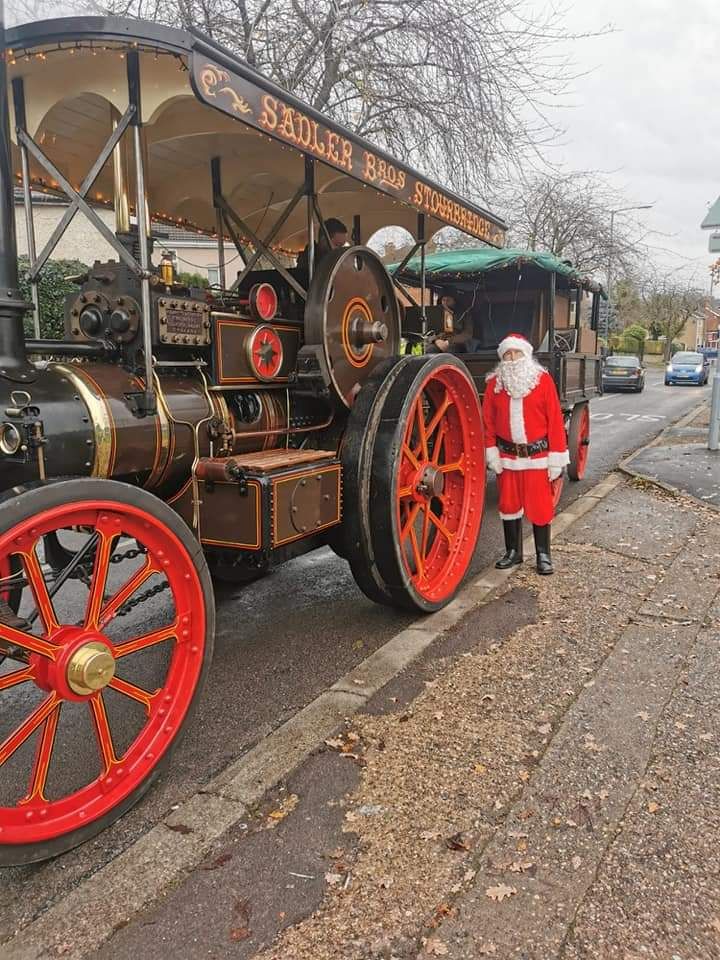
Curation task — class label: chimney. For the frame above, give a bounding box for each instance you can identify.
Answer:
[0,0,32,381]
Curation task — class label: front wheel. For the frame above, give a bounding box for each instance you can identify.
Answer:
[365,355,486,613]
[0,479,214,865]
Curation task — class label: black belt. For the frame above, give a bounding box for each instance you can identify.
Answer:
[497,436,548,457]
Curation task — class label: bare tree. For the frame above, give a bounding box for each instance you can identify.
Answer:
[504,170,647,277]
[27,0,604,200]
[641,275,705,360]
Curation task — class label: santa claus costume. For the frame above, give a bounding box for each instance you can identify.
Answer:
[482,334,569,575]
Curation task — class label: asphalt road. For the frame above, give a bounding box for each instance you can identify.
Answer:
[0,367,710,936]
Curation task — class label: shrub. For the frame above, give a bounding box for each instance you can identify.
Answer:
[17,257,89,340]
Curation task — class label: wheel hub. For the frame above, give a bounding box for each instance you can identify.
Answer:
[66,641,116,696]
[416,465,444,499]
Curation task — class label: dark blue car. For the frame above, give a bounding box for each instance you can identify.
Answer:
[665,351,709,386]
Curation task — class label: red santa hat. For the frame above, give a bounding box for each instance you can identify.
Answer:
[497,333,533,359]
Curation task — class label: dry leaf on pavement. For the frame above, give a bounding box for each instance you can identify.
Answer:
[426,940,449,956]
[485,883,517,902]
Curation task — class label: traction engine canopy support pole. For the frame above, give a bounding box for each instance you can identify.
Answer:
[305,156,315,283]
[127,49,156,416]
[211,156,227,290]
[0,0,33,382]
[418,213,427,337]
[11,76,39,338]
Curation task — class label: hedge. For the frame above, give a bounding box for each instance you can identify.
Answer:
[17,256,90,340]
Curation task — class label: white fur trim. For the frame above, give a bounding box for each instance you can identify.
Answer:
[547,450,570,468]
[498,455,549,470]
[499,509,524,520]
[509,397,527,443]
[497,335,533,359]
[548,466,563,481]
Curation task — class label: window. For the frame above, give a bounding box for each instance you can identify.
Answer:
[207,267,220,287]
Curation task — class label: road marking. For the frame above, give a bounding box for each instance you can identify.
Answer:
[591,412,667,422]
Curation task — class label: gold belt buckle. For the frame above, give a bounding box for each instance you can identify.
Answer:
[517,443,529,457]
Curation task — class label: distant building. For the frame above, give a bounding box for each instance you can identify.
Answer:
[14,190,227,283]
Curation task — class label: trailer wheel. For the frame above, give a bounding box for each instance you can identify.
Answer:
[0,479,214,865]
[567,402,590,481]
[364,355,486,613]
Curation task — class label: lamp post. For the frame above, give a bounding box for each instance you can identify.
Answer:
[709,260,720,452]
[606,204,653,344]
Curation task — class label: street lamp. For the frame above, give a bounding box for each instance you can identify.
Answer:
[606,204,654,343]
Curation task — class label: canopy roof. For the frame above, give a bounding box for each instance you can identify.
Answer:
[391,247,606,296]
[5,17,507,255]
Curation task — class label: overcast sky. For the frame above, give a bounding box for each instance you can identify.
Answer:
[542,0,719,286]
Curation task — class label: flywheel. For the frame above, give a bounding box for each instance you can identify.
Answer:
[303,246,401,407]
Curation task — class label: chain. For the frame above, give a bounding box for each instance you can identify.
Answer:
[0,542,166,632]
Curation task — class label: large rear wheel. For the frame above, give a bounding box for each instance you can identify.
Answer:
[0,479,214,865]
[362,355,486,613]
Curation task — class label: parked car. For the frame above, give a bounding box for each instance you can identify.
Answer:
[602,354,645,392]
[665,351,709,386]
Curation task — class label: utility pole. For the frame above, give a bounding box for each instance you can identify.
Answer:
[708,259,720,451]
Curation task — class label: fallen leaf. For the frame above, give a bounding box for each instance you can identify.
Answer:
[445,832,471,851]
[325,872,343,886]
[324,737,345,750]
[201,852,233,871]
[571,855,582,871]
[485,883,517,902]
[474,763,487,775]
[229,927,250,942]
[267,794,299,826]
[647,801,660,814]
[635,711,650,722]
[508,860,534,873]
[166,823,192,835]
[537,723,552,735]
[519,770,530,782]
[420,830,441,841]
[426,940,449,956]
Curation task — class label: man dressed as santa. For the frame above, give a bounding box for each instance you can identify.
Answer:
[482,334,569,575]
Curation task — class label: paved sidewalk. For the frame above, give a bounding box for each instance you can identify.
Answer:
[77,477,720,960]
[623,401,720,508]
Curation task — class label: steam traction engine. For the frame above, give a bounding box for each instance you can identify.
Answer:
[0,13,507,864]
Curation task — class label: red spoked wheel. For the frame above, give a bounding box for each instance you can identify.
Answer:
[366,355,486,612]
[567,402,590,481]
[551,475,564,509]
[0,480,214,865]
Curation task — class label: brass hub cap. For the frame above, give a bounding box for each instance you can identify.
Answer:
[66,641,116,696]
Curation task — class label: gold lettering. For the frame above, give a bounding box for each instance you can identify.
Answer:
[326,132,340,164]
[278,105,297,143]
[297,115,313,148]
[397,170,406,190]
[413,180,424,206]
[260,94,278,131]
[363,151,377,182]
[310,120,326,156]
[341,139,353,171]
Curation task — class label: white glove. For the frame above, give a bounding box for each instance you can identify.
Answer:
[486,448,503,475]
[548,466,563,482]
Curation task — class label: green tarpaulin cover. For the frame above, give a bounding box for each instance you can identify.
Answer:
[390,247,606,297]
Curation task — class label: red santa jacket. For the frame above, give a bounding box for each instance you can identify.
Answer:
[482,370,569,472]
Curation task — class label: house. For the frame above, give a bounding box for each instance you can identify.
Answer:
[14,190,224,282]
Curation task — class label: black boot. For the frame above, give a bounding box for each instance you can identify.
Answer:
[496,518,523,569]
[533,524,554,575]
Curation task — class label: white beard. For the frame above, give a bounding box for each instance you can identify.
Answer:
[492,356,544,398]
